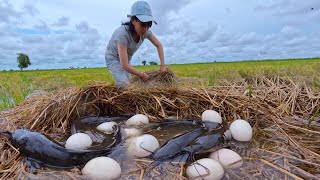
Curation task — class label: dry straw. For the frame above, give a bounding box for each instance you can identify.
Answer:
[0,72,319,179]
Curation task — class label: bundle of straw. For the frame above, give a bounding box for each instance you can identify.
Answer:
[0,76,319,179]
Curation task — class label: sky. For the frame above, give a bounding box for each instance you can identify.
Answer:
[0,0,319,70]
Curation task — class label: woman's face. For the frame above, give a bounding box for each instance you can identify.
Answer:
[132,19,151,36]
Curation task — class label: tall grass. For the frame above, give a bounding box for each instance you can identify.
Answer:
[0,58,319,111]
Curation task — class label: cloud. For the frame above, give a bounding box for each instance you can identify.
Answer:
[23,3,39,16]
[191,23,218,43]
[147,0,193,35]
[21,35,44,44]
[52,16,69,27]
[1,21,104,70]
[255,0,320,16]
[34,20,51,32]
[0,0,110,70]
[0,1,21,23]
[0,0,319,70]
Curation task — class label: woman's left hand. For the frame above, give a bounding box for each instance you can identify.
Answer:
[160,65,167,74]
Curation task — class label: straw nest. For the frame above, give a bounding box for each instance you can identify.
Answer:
[132,68,175,81]
[0,75,320,179]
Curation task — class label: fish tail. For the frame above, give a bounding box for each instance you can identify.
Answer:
[145,160,162,174]
[0,130,12,139]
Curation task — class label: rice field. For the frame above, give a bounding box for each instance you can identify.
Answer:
[0,57,319,111]
[1,57,320,179]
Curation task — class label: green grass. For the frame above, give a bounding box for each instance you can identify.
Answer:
[1,58,319,111]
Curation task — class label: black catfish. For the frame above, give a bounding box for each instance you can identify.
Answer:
[147,121,222,161]
[180,121,225,161]
[144,127,204,174]
[2,125,123,169]
[183,132,224,156]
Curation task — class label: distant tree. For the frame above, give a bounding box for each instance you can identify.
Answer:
[17,53,31,71]
[149,61,158,65]
[142,60,147,66]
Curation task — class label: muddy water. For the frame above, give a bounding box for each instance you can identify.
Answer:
[70,116,130,150]
[71,116,204,149]
[71,117,207,178]
[21,116,225,179]
[142,120,204,145]
[22,115,315,179]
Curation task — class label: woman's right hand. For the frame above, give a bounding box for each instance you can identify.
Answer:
[141,72,150,82]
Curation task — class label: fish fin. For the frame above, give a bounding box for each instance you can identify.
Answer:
[25,157,43,173]
[171,153,190,164]
[145,160,161,174]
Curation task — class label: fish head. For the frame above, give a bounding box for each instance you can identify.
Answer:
[11,129,33,148]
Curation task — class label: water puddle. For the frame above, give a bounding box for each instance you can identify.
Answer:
[19,116,265,179]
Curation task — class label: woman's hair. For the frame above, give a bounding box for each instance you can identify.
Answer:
[122,16,152,33]
[122,16,138,33]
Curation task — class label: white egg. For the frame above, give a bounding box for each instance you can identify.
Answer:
[126,114,149,126]
[127,134,159,158]
[224,129,232,140]
[82,157,121,180]
[65,133,92,150]
[186,158,224,180]
[229,119,252,142]
[124,128,142,138]
[97,121,117,133]
[209,148,243,169]
[201,110,222,123]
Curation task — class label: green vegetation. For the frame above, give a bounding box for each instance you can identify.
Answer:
[149,61,158,65]
[1,58,319,111]
[17,53,31,70]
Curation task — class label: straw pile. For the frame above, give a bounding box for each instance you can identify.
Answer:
[0,76,319,179]
[130,68,176,88]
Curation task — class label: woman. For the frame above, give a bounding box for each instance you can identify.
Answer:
[105,1,166,88]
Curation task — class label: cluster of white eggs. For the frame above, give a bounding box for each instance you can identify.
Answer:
[65,132,122,179]
[201,109,253,141]
[64,114,160,179]
[64,110,253,179]
[186,110,253,179]
[122,114,161,158]
[65,114,149,150]
[186,148,244,180]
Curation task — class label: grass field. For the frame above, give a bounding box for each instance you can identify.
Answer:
[1,58,319,111]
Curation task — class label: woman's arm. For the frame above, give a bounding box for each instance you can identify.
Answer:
[118,42,149,81]
[148,35,167,73]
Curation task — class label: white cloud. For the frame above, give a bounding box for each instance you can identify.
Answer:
[0,0,319,70]
[52,16,69,27]
[34,20,50,32]
[255,0,320,16]
[0,1,21,23]
[22,2,38,16]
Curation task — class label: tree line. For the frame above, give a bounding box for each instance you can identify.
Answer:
[14,53,159,71]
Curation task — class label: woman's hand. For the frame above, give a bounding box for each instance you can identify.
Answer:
[141,72,150,81]
[160,65,167,74]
